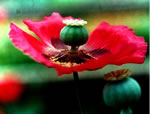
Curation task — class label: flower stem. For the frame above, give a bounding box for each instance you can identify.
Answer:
[120,107,133,114]
[70,46,78,53]
[73,72,86,114]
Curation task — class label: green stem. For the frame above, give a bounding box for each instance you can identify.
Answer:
[120,107,133,114]
[73,72,86,114]
[70,46,78,53]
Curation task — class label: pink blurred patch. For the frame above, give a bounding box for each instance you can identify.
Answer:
[0,6,8,25]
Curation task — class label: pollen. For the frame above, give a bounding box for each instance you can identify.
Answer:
[63,19,87,26]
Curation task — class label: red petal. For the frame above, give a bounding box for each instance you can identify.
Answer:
[54,65,73,76]
[9,23,73,75]
[85,22,147,66]
[23,12,73,45]
[110,37,147,65]
[9,23,53,67]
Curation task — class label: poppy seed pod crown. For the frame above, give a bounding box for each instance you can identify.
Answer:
[60,19,88,46]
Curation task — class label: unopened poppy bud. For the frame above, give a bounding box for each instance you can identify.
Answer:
[60,19,88,46]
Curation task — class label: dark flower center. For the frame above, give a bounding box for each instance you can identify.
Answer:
[50,50,94,66]
[43,38,109,67]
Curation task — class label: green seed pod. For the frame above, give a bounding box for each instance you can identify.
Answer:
[60,26,88,46]
[103,77,141,108]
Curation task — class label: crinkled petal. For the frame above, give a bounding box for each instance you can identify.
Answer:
[9,23,75,75]
[85,22,147,66]
[9,23,53,67]
[23,12,74,45]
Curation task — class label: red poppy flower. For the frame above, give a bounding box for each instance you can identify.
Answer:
[9,12,147,76]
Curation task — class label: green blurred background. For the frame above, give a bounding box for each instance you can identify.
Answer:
[0,0,149,114]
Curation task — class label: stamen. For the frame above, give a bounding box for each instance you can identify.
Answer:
[50,50,94,67]
[44,45,109,67]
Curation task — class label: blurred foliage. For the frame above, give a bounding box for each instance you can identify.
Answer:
[4,98,44,114]
[1,0,148,17]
